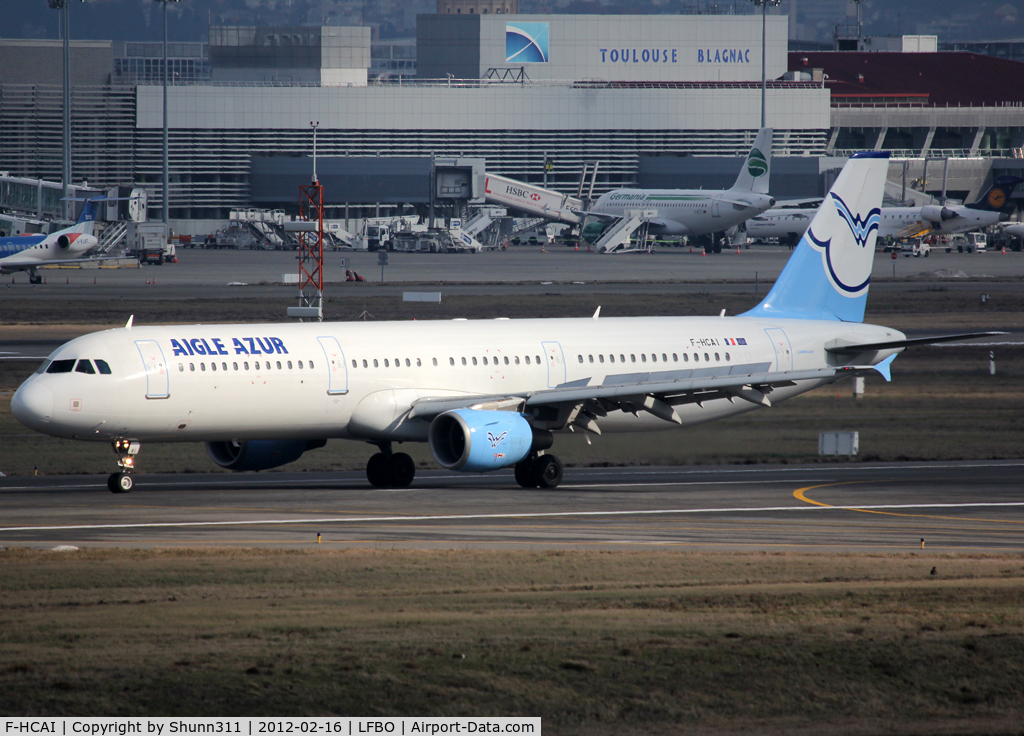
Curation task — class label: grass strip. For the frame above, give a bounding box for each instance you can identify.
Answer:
[1,548,1022,735]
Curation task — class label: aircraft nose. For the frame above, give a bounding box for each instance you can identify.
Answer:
[11,380,53,430]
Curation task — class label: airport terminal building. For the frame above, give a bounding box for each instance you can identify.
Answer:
[1,11,1023,229]
[0,13,827,225]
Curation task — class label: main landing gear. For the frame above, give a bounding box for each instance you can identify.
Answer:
[107,439,139,493]
[366,442,415,488]
[514,453,564,489]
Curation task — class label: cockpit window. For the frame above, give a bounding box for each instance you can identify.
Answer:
[75,360,96,374]
[46,359,76,374]
[95,359,112,374]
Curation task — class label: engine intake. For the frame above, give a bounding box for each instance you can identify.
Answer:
[56,234,71,250]
[920,205,957,223]
[429,409,548,472]
[206,439,326,472]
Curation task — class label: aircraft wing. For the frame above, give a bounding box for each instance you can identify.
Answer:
[577,210,620,222]
[0,255,125,273]
[408,364,877,426]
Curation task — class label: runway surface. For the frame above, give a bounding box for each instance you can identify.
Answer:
[1,246,1021,302]
[1,461,1022,553]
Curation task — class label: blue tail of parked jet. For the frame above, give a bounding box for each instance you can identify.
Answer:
[967,175,1023,212]
[741,151,889,323]
[77,198,99,224]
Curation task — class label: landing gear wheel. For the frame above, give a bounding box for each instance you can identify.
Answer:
[29,274,42,285]
[366,452,390,488]
[389,452,415,488]
[533,455,563,489]
[514,458,537,488]
[107,472,133,494]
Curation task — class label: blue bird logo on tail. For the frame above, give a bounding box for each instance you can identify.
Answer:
[829,193,880,249]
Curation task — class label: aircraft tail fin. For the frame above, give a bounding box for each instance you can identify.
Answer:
[76,199,98,225]
[740,152,889,323]
[729,127,773,194]
[966,175,1023,212]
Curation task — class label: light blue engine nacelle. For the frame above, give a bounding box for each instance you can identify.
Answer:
[429,409,535,472]
[206,439,326,472]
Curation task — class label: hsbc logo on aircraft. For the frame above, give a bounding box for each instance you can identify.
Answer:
[530,193,541,201]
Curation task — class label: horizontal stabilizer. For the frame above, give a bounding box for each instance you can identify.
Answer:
[825,331,1006,354]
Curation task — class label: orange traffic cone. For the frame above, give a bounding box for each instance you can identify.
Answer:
[1002,246,1006,254]
[736,245,740,254]
[574,243,578,251]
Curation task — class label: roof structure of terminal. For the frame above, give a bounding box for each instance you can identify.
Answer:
[791,51,1024,107]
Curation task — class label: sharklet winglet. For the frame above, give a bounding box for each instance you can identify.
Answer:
[873,354,896,382]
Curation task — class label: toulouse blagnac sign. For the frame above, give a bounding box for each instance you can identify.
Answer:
[599,47,752,64]
[506,21,753,67]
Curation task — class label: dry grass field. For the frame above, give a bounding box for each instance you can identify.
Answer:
[1,547,1023,734]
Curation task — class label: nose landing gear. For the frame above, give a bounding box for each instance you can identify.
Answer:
[108,439,140,493]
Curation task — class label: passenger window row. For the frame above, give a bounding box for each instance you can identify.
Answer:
[578,351,730,365]
[349,354,544,369]
[178,359,314,373]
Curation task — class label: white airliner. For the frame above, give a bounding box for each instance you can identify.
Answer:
[747,176,1024,245]
[11,152,996,493]
[586,127,775,248]
[0,198,111,284]
[1004,223,1024,240]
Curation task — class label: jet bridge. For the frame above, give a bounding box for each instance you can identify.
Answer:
[480,173,584,225]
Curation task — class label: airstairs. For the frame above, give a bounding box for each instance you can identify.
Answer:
[95,220,128,254]
[510,217,547,237]
[594,216,644,253]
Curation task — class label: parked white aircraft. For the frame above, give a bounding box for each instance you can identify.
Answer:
[0,198,110,284]
[586,128,775,250]
[1004,223,1024,239]
[747,176,1024,245]
[12,152,996,493]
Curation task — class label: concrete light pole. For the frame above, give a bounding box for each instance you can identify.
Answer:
[155,0,181,226]
[751,0,781,128]
[47,0,83,221]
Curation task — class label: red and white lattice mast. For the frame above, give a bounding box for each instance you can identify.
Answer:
[287,121,324,322]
